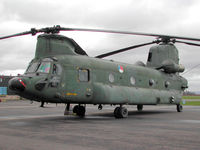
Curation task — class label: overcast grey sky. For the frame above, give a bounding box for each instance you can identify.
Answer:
[0,0,200,91]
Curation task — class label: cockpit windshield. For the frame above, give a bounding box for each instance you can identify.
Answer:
[26,61,51,74]
[37,62,51,73]
[26,62,40,73]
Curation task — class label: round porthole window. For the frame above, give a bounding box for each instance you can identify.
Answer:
[109,73,114,83]
[165,81,170,88]
[149,79,155,86]
[130,76,136,85]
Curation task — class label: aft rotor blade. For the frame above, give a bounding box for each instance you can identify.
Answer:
[95,41,157,58]
[60,27,200,42]
[175,40,200,46]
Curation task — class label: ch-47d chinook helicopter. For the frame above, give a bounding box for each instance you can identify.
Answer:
[1,25,199,118]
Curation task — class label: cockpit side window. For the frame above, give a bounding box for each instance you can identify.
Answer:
[37,62,51,73]
[52,64,62,75]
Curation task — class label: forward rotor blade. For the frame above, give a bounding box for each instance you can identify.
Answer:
[2,25,200,43]
[175,40,200,46]
[0,26,59,40]
[95,41,157,58]
[0,31,33,40]
[60,27,200,42]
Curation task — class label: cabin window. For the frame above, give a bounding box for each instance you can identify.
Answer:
[147,52,152,62]
[109,73,114,83]
[165,81,170,88]
[130,76,136,85]
[79,69,89,82]
[37,62,51,73]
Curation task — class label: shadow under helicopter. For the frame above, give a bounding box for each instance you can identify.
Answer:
[86,110,175,119]
[33,110,176,123]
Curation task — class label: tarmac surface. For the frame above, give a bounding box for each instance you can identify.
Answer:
[0,100,200,150]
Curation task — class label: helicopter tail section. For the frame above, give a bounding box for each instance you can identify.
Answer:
[35,34,87,59]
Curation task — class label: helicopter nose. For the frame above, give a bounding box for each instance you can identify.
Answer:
[8,77,26,92]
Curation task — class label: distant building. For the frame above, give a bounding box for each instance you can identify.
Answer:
[0,75,15,95]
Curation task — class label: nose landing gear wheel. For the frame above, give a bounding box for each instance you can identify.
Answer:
[114,106,128,118]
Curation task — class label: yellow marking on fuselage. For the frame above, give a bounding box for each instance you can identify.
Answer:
[66,93,77,96]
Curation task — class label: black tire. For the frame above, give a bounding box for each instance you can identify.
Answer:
[137,105,143,111]
[76,106,86,117]
[177,104,183,112]
[114,107,128,118]
[73,105,79,114]
[119,107,128,118]
[114,107,120,118]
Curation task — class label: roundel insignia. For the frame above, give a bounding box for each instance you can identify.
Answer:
[118,65,124,73]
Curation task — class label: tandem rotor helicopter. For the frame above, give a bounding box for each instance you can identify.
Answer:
[1,25,199,118]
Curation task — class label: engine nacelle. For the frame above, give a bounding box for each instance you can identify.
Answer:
[161,60,185,73]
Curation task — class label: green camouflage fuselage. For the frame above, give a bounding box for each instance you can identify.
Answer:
[11,34,188,106]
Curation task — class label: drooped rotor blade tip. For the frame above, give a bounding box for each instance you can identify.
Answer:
[0,26,61,40]
[0,28,41,40]
[175,40,200,47]
[95,41,158,58]
[0,31,31,40]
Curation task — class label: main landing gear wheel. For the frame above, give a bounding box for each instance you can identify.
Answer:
[73,105,86,117]
[177,104,183,112]
[73,105,79,114]
[137,104,143,111]
[114,106,128,118]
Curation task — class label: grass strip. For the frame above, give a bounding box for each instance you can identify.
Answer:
[182,101,200,106]
[182,96,200,99]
